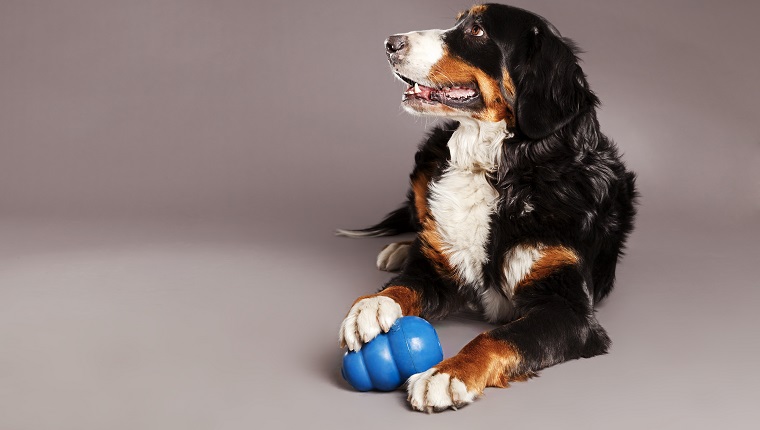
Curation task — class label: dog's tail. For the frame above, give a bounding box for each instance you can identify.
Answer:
[335,204,416,238]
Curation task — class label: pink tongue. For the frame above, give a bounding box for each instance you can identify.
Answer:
[405,84,476,100]
[445,87,476,99]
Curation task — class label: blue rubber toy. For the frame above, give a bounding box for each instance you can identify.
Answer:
[341,316,443,391]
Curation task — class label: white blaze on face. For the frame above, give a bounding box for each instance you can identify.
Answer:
[393,29,445,85]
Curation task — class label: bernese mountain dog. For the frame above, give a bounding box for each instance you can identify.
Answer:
[337,3,637,412]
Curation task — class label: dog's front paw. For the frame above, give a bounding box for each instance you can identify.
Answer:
[407,368,478,413]
[339,296,402,351]
[376,241,411,272]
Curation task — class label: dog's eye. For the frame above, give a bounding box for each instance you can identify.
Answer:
[469,25,485,37]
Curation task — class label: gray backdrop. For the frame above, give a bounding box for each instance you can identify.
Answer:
[1,0,758,429]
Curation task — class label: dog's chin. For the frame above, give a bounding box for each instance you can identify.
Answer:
[400,97,463,117]
[400,93,483,118]
[401,97,449,117]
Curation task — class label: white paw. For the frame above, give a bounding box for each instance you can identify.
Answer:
[339,296,402,351]
[407,368,477,412]
[376,242,411,272]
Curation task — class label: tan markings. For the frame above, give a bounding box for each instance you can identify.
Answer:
[352,285,421,317]
[429,53,513,123]
[411,171,460,281]
[378,286,422,316]
[516,246,579,291]
[435,332,522,393]
[469,4,488,15]
[411,172,430,220]
[456,5,487,22]
[420,229,460,281]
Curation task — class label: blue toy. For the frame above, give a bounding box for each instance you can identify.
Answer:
[341,316,443,391]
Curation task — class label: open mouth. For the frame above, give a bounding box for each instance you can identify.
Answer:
[397,74,480,107]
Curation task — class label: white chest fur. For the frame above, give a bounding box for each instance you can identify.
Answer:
[427,120,507,287]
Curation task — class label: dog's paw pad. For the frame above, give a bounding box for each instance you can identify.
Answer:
[339,296,402,351]
[407,368,477,412]
[376,242,411,272]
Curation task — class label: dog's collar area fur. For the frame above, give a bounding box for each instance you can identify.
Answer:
[447,119,512,172]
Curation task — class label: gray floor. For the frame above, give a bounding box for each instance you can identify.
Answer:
[1,1,759,429]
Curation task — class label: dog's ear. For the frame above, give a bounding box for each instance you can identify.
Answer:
[514,26,595,140]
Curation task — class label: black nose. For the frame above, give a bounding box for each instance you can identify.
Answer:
[385,35,408,54]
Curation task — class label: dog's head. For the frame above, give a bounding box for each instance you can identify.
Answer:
[386,4,596,139]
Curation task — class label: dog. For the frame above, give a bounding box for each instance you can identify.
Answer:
[337,3,637,412]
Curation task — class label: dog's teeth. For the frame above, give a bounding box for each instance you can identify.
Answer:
[414,83,421,93]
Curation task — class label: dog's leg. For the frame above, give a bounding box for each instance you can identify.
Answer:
[407,263,609,412]
[339,248,460,351]
[338,285,419,351]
